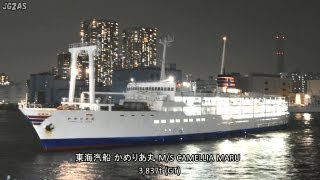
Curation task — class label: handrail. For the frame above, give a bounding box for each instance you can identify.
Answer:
[69,42,100,48]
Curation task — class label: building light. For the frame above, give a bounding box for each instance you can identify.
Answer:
[168,76,174,82]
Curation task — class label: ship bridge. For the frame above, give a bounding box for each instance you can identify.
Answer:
[125,77,176,101]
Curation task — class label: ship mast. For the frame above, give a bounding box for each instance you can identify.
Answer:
[159,35,174,80]
[220,36,227,75]
[68,42,98,108]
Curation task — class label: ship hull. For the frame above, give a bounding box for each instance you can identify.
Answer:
[20,108,289,151]
[41,124,288,151]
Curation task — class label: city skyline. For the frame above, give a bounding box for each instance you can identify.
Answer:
[0,0,319,83]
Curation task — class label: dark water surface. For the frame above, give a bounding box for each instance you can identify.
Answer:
[1,110,320,179]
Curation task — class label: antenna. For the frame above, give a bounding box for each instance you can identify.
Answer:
[159,35,174,80]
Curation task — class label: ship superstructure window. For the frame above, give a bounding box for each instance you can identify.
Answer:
[154,120,159,124]
[161,119,166,124]
[175,119,180,123]
[169,119,175,123]
[183,119,188,122]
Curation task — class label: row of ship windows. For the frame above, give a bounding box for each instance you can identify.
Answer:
[127,87,174,91]
[154,118,206,124]
[68,117,94,120]
[38,113,51,116]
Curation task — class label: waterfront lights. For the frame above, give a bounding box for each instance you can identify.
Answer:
[168,76,174,82]
[182,82,191,88]
[223,36,227,41]
[130,78,134,82]
[303,113,311,121]
[304,94,310,99]
[304,94,311,105]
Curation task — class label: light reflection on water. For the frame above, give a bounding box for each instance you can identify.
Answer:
[1,112,320,179]
[56,162,99,180]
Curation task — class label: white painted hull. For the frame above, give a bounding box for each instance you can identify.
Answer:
[20,108,289,151]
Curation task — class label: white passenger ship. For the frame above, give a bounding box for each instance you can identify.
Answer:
[19,41,289,151]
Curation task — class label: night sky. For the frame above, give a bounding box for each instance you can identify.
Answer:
[0,0,319,83]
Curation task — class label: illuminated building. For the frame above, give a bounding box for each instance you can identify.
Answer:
[80,19,119,86]
[28,72,87,105]
[289,72,320,93]
[56,52,89,85]
[0,73,10,86]
[0,83,27,104]
[77,54,89,85]
[238,73,290,96]
[121,26,157,69]
[274,33,286,74]
[56,52,71,80]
